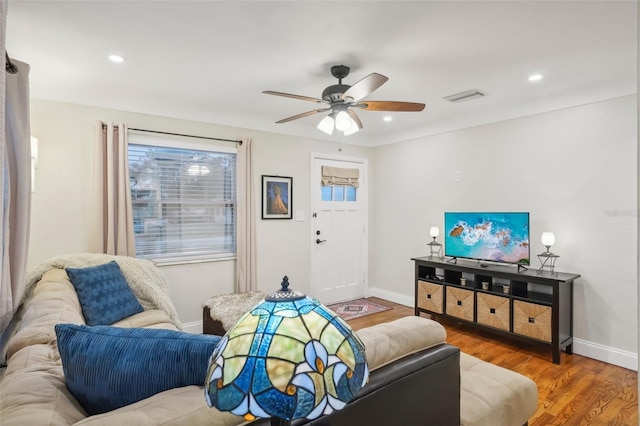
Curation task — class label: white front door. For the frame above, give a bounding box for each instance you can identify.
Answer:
[310,155,367,304]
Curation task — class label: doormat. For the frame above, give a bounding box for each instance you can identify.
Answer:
[327,299,391,321]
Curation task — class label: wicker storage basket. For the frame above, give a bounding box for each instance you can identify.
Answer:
[476,293,510,331]
[445,287,474,321]
[513,300,552,342]
[417,280,444,314]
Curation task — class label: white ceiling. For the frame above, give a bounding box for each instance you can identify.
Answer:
[5,1,638,147]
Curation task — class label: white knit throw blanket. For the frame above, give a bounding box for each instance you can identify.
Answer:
[23,253,182,329]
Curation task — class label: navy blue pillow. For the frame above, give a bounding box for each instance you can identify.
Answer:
[66,261,143,326]
[55,324,223,415]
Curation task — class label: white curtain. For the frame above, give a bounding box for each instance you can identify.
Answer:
[0,25,33,333]
[236,138,257,292]
[96,122,136,256]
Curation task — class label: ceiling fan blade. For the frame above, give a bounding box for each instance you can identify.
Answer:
[275,108,331,124]
[347,109,363,129]
[355,101,426,112]
[342,73,389,102]
[263,91,325,103]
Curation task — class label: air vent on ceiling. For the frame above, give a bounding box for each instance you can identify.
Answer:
[443,89,487,103]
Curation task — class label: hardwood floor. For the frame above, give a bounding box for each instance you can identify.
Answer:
[348,297,639,426]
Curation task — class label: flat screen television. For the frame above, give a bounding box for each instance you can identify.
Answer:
[444,212,530,265]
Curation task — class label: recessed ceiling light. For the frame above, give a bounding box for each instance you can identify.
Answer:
[528,74,543,82]
[108,54,125,63]
[383,116,392,122]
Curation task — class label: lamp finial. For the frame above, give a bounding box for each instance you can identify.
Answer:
[265,275,305,302]
[280,275,289,291]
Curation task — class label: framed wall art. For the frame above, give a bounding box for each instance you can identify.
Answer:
[262,175,293,219]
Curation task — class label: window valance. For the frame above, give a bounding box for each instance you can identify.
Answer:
[321,166,359,188]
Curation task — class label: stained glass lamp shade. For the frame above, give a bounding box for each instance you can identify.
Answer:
[205,277,369,426]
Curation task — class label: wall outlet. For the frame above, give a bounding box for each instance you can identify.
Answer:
[295,210,304,222]
[454,170,461,183]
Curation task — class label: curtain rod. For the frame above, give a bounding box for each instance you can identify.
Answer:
[130,127,242,145]
[5,51,18,74]
[103,124,242,145]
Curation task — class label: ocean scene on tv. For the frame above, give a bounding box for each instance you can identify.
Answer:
[444,212,530,265]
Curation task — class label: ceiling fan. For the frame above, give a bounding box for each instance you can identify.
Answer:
[263,65,426,136]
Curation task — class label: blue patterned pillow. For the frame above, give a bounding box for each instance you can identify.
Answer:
[66,261,143,325]
[55,324,223,415]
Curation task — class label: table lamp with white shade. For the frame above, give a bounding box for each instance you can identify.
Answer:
[537,231,559,276]
[428,226,443,259]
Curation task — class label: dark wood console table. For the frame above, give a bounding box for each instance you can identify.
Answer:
[412,256,580,364]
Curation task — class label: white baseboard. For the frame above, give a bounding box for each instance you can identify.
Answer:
[366,287,414,308]
[572,338,638,371]
[181,321,203,334]
[366,287,638,371]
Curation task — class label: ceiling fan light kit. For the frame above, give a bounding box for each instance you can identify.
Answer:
[335,110,353,131]
[316,111,360,136]
[264,64,425,136]
[317,115,335,135]
[343,122,360,136]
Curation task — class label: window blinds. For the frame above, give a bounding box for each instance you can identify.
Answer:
[128,143,237,261]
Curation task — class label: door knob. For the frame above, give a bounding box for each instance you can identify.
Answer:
[316,239,327,244]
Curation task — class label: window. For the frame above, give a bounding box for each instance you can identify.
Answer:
[127,133,237,262]
[321,185,357,202]
[321,165,358,202]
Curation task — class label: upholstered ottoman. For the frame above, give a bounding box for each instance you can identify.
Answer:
[459,353,538,426]
[202,291,265,335]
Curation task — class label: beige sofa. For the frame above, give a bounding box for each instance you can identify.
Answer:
[0,260,245,426]
[0,255,537,426]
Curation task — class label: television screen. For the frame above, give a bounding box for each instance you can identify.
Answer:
[444,212,530,265]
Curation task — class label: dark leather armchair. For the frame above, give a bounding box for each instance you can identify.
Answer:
[249,343,461,426]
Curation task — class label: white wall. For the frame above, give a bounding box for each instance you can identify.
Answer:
[370,95,638,369]
[29,99,372,330]
[29,95,637,368]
